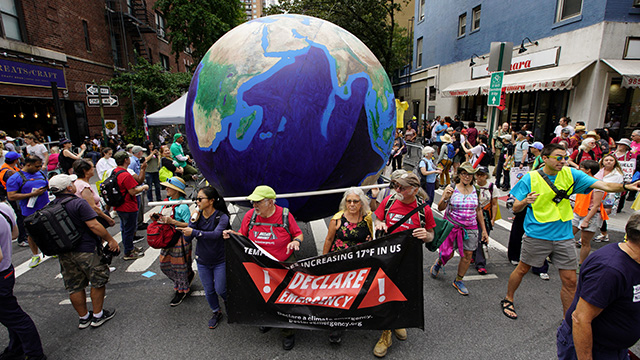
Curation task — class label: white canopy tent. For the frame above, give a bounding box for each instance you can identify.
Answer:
[147,93,187,126]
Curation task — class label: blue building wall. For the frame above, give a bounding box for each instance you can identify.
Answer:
[413,0,639,71]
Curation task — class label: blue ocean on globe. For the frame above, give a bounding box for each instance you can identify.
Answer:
[185,14,396,221]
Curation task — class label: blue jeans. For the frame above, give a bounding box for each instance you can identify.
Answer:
[145,172,161,202]
[425,181,436,206]
[197,261,227,312]
[117,211,138,254]
[557,320,630,360]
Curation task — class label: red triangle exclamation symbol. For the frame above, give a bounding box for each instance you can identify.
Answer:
[358,268,407,309]
[243,263,289,302]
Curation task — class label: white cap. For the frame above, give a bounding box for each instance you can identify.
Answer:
[49,174,78,193]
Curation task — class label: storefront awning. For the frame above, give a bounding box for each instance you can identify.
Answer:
[440,78,486,97]
[481,61,595,94]
[601,59,640,88]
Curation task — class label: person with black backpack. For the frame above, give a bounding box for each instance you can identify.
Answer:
[178,186,230,330]
[461,134,491,168]
[6,155,48,268]
[47,174,119,329]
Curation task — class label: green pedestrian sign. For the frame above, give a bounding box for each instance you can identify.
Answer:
[488,71,504,107]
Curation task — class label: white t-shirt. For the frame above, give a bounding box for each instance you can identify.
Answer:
[96,157,117,180]
[27,144,48,163]
[554,125,575,137]
[476,182,499,208]
[470,144,484,164]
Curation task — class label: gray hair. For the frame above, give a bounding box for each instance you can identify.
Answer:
[579,138,596,151]
[422,146,435,157]
[626,212,640,243]
[338,187,370,217]
[633,129,640,137]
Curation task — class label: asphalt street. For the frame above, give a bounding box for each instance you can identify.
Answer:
[3,181,638,359]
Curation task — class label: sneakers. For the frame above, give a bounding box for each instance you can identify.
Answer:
[452,280,469,295]
[282,334,295,351]
[539,273,550,281]
[329,330,342,344]
[133,234,145,243]
[78,311,93,329]
[510,260,519,266]
[208,311,223,329]
[28,255,41,268]
[393,328,407,341]
[123,248,144,260]
[576,240,582,248]
[594,234,609,243]
[170,291,187,307]
[373,330,392,357]
[0,347,24,360]
[430,263,441,279]
[17,240,29,247]
[91,309,116,328]
[477,267,487,275]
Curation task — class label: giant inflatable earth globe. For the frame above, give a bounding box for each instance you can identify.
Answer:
[185,14,396,221]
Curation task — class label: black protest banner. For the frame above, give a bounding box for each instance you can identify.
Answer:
[225,231,424,330]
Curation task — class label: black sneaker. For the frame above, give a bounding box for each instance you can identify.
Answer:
[282,334,295,350]
[208,311,223,329]
[133,234,145,243]
[78,311,93,329]
[170,292,187,307]
[137,223,148,231]
[329,330,342,344]
[91,309,116,328]
[0,347,24,360]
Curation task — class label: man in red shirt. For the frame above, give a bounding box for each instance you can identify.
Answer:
[112,151,148,260]
[224,185,303,350]
[551,128,577,153]
[372,172,436,358]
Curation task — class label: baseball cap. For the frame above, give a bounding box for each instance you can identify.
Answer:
[394,172,421,188]
[5,151,21,162]
[113,150,130,163]
[247,185,277,201]
[476,166,490,174]
[500,134,512,141]
[532,142,544,150]
[125,144,135,151]
[59,139,71,146]
[49,174,77,193]
[5,136,15,142]
[174,133,183,142]
[131,145,147,154]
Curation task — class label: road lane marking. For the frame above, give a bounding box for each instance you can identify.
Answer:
[126,248,162,272]
[495,219,512,231]
[462,274,498,281]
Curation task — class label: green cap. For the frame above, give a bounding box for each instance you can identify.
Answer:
[174,133,183,142]
[113,150,130,163]
[247,185,277,201]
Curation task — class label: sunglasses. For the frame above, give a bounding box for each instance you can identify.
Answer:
[346,199,361,204]
[552,156,570,161]
[250,199,266,205]
[195,197,209,202]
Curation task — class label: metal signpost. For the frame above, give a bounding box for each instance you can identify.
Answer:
[487,71,504,107]
[487,42,513,145]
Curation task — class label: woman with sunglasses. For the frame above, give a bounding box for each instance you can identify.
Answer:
[430,162,488,296]
[593,154,624,243]
[178,186,230,329]
[321,187,373,344]
[157,176,194,307]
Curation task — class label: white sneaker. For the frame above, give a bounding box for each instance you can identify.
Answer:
[594,234,609,243]
[510,260,519,266]
[109,266,116,272]
[28,255,42,268]
[539,273,550,281]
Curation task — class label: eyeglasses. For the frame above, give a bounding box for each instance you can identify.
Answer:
[346,199,361,204]
[460,172,473,177]
[553,156,570,161]
[195,197,209,202]
[250,199,266,205]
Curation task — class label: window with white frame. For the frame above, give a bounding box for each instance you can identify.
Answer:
[556,0,582,22]
[472,6,481,31]
[0,0,23,41]
[419,0,425,21]
[155,12,166,39]
[416,37,423,68]
[458,13,466,37]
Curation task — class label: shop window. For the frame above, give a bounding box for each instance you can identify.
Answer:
[605,79,634,139]
[457,94,488,124]
[499,90,569,143]
[418,0,425,21]
[416,37,423,68]
[160,53,170,71]
[471,6,481,31]
[556,0,582,22]
[428,86,436,101]
[0,0,23,41]
[82,20,91,51]
[458,13,466,37]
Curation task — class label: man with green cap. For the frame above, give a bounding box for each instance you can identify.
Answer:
[170,133,198,181]
[223,185,303,350]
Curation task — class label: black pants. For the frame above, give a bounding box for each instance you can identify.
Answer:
[8,200,27,243]
[507,211,548,273]
[0,266,44,358]
[495,157,510,189]
[391,155,403,171]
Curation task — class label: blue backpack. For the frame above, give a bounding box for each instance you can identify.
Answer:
[447,143,456,159]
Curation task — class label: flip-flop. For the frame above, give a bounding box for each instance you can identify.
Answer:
[501,299,518,320]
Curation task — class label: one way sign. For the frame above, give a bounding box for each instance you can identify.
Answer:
[87,95,119,107]
[85,84,110,96]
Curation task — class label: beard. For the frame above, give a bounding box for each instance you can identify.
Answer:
[395,193,404,201]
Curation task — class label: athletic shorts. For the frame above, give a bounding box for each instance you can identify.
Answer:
[453,229,478,252]
[571,213,602,233]
[59,252,110,294]
[520,236,577,270]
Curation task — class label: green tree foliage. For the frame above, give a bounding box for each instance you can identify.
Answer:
[155,0,245,66]
[106,58,191,143]
[266,0,411,74]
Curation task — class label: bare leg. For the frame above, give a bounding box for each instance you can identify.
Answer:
[558,269,577,315]
[505,262,532,302]
[27,235,39,256]
[578,231,596,265]
[69,290,88,317]
[457,250,473,278]
[90,286,106,314]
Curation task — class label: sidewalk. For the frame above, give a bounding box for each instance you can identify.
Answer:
[402,140,633,233]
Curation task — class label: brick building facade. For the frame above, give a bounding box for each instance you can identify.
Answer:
[0,0,193,144]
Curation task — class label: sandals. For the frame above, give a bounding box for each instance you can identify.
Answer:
[501,299,518,320]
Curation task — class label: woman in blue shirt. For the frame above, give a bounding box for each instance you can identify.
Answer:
[179,186,230,330]
[419,146,441,206]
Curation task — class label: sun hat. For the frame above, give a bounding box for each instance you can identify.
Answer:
[49,174,78,193]
[585,131,600,140]
[161,176,187,196]
[458,162,479,174]
[441,134,453,143]
[617,138,632,148]
[574,125,586,132]
[247,185,277,201]
[5,151,21,162]
[394,172,421,188]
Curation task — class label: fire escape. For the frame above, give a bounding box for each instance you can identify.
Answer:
[105,0,156,68]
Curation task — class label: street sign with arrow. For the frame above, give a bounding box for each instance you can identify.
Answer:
[487,71,504,107]
[87,95,119,107]
[85,84,110,96]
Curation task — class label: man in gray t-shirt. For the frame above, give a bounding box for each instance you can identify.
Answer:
[513,131,529,168]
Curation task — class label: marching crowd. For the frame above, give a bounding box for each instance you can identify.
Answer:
[0,117,639,360]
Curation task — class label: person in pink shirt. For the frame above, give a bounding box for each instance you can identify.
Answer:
[47,146,60,172]
[630,130,640,159]
[73,159,115,228]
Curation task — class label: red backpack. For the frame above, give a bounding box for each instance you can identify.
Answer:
[146,204,182,249]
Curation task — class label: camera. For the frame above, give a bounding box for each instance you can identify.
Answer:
[100,244,121,265]
[552,190,569,204]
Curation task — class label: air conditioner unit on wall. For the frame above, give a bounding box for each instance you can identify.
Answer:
[634,0,640,8]
[158,29,165,38]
